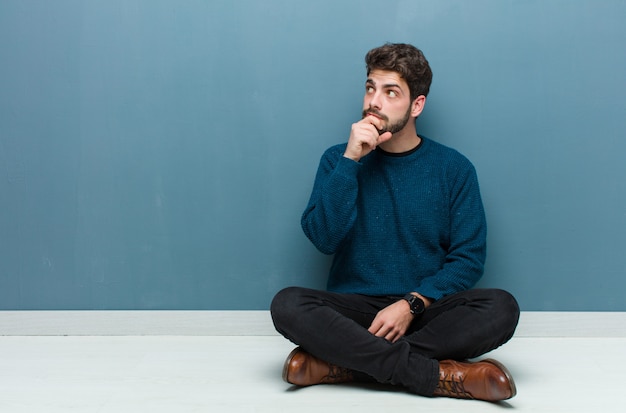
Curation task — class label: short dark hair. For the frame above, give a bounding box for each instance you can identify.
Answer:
[365,43,433,100]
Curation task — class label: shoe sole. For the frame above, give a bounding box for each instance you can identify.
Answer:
[482,358,517,399]
[282,347,303,383]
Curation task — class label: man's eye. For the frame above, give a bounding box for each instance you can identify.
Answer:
[366,86,375,93]
[388,90,397,97]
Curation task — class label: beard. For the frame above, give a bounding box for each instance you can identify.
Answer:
[362,104,412,135]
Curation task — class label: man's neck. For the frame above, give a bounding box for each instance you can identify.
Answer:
[378,127,422,153]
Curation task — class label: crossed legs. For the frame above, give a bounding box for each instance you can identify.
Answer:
[270,287,519,398]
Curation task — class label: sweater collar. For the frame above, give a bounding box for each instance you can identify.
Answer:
[376,136,424,158]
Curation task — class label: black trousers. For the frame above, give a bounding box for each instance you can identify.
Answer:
[270,287,520,396]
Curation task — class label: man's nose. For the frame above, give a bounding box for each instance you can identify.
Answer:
[368,92,383,110]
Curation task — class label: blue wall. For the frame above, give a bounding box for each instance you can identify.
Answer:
[1,0,625,310]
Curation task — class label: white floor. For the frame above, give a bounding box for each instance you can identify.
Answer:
[0,334,624,412]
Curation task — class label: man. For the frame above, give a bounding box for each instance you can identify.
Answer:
[270,43,520,402]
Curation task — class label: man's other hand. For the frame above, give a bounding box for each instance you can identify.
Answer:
[367,300,414,343]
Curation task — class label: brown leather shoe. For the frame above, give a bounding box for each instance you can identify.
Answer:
[282,347,354,386]
[433,359,517,401]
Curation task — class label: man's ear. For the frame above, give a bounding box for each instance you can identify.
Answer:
[411,95,426,118]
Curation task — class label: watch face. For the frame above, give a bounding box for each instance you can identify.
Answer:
[411,296,424,314]
[404,294,424,314]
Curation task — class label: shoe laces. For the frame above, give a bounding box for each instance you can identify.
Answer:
[321,363,353,383]
[438,372,473,399]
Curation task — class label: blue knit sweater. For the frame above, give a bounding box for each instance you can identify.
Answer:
[301,136,486,301]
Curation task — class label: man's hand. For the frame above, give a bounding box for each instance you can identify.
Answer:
[367,300,414,343]
[343,116,392,162]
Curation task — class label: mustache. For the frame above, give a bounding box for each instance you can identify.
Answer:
[362,108,389,122]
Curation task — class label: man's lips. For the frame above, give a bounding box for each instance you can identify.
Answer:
[365,113,385,122]
[363,109,388,122]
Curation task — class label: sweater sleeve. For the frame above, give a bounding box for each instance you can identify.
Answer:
[301,147,361,255]
[415,160,487,300]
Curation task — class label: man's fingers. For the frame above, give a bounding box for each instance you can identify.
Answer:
[387,332,400,343]
[373,325,388,338]
[351,122,380,145]
[370,320,401,342]
[362,114,385,131]
[378,131,393,144]
[367,319,381,335]
[368,319,390,338]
